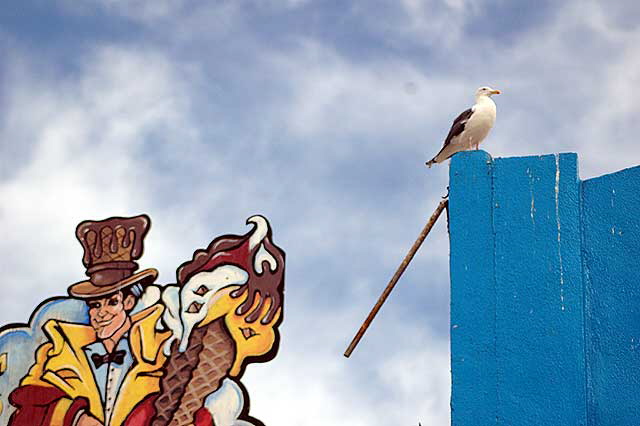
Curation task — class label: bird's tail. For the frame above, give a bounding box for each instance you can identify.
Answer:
[427,142,457,168]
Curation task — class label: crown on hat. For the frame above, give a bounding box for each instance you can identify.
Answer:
[68,214,157,298]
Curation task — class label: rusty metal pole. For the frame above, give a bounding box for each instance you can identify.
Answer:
[344,198,449,358]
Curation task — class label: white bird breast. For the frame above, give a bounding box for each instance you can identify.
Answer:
[459,98,496,148]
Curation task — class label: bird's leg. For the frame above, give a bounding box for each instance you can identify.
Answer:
[474,142,479,150]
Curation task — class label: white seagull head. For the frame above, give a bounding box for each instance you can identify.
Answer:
[475,86,501,99]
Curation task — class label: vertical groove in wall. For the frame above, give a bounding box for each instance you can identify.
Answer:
[579,180,594,426]
[490,156,499,426]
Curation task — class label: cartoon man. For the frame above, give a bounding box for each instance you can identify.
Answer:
[8,214,285,426]
[9,215,169,426]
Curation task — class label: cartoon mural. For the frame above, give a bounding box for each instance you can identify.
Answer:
[0,214,285,426]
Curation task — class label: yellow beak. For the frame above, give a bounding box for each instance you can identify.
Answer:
[492,89,501,95]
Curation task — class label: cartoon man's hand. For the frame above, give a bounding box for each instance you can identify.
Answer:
[76,413,103,426]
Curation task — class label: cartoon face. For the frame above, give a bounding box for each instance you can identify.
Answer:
[86,291,135,339]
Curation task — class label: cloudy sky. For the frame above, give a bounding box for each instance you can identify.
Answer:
[1,1,639,424]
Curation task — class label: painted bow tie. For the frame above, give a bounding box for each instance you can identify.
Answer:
[91,350,126,368]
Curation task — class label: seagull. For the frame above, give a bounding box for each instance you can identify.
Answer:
[426,86,501,167]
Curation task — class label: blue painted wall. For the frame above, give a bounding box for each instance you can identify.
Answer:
[449,151,640,426]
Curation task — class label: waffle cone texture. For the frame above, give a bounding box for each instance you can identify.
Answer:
[152,319,236,426]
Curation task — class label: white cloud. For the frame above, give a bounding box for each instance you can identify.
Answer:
[243,301,450,425]
[260,39,469,169]
[350,0,485,49]
[0,45,199,319]
[61,0,189,23]
[399,0,480,46]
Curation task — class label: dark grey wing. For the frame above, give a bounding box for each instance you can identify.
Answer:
[441,107,474,148]
[426,107,475,167]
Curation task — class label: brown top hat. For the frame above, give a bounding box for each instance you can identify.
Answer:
[68,214,158,298]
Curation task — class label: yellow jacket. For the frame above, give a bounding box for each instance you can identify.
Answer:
[20,304,170,426]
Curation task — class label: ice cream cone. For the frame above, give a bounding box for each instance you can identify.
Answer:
[152,318,235,426]
[170,319,235,425]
